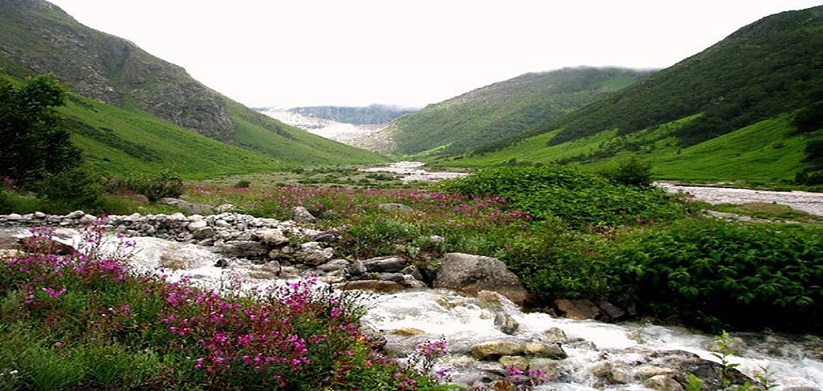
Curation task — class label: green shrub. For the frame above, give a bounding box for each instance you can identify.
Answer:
[104,169,183,202]
[600,156,653,187]
[614,218,823,332]
[495,221,618,300]
[36,167,102,213]
[233,179,252,188]
[440,165,687,228]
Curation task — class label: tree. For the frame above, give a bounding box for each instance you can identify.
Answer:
[0,73,81,188]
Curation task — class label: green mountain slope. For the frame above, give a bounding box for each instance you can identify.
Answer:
[448,5,823,183]
[383,67,650,156]
[0,0,386,174]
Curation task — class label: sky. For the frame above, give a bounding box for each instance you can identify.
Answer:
[48,0,823,109]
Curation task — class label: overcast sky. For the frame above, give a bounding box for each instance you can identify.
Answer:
[48,0,823,108]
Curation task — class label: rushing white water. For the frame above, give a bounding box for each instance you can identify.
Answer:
[4,228,822,390]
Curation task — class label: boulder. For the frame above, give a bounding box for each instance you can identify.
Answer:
[315,259,350,273]
[187,220,208,231]
[541,327,568,343]
[292,206,316,223]
[433,253,529,306]
[553,298,603,320]
[499,356,529,371]
[255,229,289,246]
[390,328,425,337]
[644,375,684,391]
[362,256,409,273]
[524,342,567,359]
[192,226,215,240]
[220,240,268,258]
[494,313,519,335]
[470,341,525,361]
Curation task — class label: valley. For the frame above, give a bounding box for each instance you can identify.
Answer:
[1,1,822,390]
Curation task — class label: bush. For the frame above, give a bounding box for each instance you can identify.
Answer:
[36,167,102,212]
[600,156,653,187]
[613,219,823,332]
[104,170,183,202]
[440,165,687,228]
[792,101,823,133]
[233,179,252,188]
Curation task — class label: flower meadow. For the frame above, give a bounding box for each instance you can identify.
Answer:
[0,228,453,390]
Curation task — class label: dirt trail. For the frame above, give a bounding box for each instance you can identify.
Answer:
[658,183,823,216]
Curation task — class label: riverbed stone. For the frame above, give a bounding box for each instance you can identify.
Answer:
[362,256,409,273]
[315,259,350,273]
[644,375,684,391]
[187,220,208,231]
[528,358,561,380]
[390,328,425,337]
[220,240,268,258]
[494,313,519,335]
[541,327,567,343]
[433,253,529,306]
[524,342,567,359]
[470,341,524,360]
[553,298,603,320]
[499,355,529,371]
[192,226,215,240]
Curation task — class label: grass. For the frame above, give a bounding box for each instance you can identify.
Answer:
[439,113,820,185]
[708,202,823,225]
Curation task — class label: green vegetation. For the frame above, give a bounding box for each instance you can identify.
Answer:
[386,67,648,156]
[434,6,823,187]
[615,219,822,331]
[0,74,80,188]
[444,114,819,185]
[0,228,447,390]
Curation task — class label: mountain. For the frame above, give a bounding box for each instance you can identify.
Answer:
[0,0,386,176]
[447,5,823,183]
[288,104,416,125]
[380,67,651,156]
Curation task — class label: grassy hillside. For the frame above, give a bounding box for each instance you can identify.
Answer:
[383,67,650,156]
[514,6,823,149]
[0,0,386,175]
[442,6,823,184]
[442,114,821,183]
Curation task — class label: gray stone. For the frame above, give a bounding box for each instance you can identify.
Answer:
[499,356,529,371]
[347,260,367,275]
[527,358,561,381]
[221,240,268,258]
[187,220,208,231]
[598,300,627,320]
[400,265,424,280]
[292,206,316,223]
[644,375,684,391]
[79,214,98,225]
[470,341,525,361]
[6,213,23,221]
[433,253,529,306]
[255,228,289,246]
[65,210,85,219]
[192,226,215,240]
[541,327,568,343]
[524,342,567,360]
[215,219,232,228]
[216,204,235,213]
[494,313,519,335]
[315,259,350,273]
[362,256,409,273]
[34,211,46,219]
[399,274,428,289]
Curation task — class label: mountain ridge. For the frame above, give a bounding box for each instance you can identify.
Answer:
[0,0,386,171]
[380,66,652,156]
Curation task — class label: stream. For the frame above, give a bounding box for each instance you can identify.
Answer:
[2,227,820,390]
